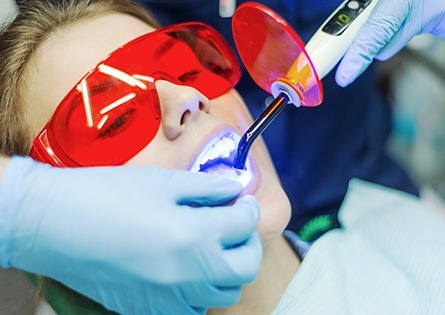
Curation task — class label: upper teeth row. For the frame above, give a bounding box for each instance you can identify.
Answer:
[190,134,238,172]
[206,136,236,160]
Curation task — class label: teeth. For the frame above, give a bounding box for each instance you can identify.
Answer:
[224,137,236,152]
[214,137,236,159]
[190,132,254,188]
[200,136,235,166]
[190,133,238,172]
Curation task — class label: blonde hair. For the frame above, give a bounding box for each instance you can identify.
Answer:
[0,0,159,156]
[0,1,159,313]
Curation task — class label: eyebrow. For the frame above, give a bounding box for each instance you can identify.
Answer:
[154,37,177,61]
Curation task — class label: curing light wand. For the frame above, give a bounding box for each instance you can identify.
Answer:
[233,93,290,170]
[231,0,379,171]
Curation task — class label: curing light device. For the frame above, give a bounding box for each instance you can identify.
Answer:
[232,0,378,170]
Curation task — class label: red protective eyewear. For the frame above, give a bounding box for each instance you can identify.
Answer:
[30,22,241,167]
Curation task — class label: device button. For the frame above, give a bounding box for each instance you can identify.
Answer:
[347,1,360,10]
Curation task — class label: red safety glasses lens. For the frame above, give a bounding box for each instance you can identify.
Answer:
[30,22,241,167]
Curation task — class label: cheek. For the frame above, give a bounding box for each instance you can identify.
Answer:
[257,188,291,246]
[125,130,184,169]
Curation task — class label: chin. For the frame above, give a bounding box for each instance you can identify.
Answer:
[255,185,291,246]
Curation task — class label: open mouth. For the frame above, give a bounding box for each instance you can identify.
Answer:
[190,131,254,188]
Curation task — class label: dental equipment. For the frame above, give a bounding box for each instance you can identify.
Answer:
[232,0,378,170]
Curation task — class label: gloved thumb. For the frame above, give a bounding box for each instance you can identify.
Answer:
[162,169,243,207]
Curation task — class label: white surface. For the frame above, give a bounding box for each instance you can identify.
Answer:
[0,0,17,25]
[34,300,57,315]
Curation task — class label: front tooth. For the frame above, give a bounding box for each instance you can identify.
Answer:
[225,137,236,151]
[221,139,235,158]
[213,139,225,154]
[216,138,234,158]
[221,150,231,158]
[196,135,239,169]
[208,145,220,161]
[200,145,219,165]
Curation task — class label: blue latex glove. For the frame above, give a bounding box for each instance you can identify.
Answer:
[0,156,261,315]
[336,0,445,87]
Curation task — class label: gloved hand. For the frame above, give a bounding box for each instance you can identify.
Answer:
[336,0,445,87]
[0,156,261,315]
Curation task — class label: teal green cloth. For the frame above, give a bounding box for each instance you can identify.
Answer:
[273,179,445,314]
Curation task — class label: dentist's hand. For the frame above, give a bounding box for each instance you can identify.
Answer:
[336,0,445,87]
[0,156,261,315]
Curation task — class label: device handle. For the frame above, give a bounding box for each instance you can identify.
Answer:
[305,0,379,80]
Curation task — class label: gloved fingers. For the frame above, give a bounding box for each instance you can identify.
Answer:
[374,9,445,59]
[210,195,259,246]
[213,232,262,286]
[335,0,410,87]
[374,5,429,61]
[374,25,415,61]
[168,171,243,206]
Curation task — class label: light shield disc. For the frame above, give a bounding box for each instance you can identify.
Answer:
[232,2,323,107]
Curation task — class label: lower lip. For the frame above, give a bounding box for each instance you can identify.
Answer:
[200,157,260,195]
[202,164,252,187]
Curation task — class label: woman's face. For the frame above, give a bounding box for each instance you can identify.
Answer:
[22,13,291,245]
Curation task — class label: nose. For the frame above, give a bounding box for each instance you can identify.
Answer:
[155,80,211,140]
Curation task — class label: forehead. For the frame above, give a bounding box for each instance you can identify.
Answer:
[23,13,155,138]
